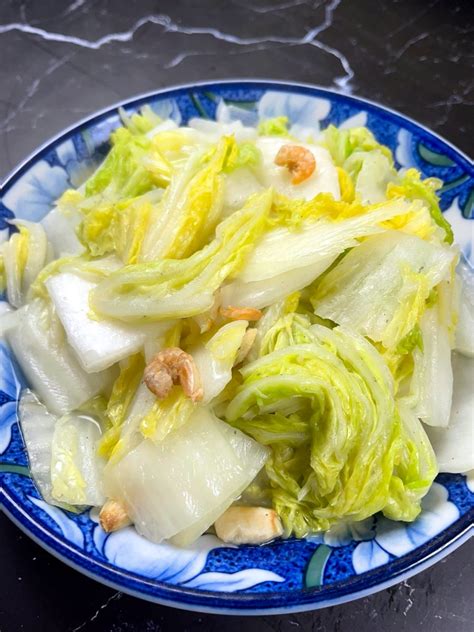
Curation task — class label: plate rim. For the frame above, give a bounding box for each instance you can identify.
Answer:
[1,79,473,194]
[2,490,473,614]
[1,79,473,614]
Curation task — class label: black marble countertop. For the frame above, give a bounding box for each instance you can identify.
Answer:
[0,1,472,630]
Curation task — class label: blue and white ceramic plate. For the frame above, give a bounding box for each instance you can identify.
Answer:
[0,81,473,615]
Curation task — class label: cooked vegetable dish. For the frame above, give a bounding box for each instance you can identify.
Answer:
[1,106,472,547]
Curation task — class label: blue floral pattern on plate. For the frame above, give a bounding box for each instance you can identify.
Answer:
[89,508,284,590]
[351,483,460,574]
[0,81,473,614]
[0,342,21,454]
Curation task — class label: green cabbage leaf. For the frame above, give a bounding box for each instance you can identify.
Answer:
[257,116,290,136]
[387,168,453,244]
[84,128,164,198]
[104,406,269,545]
[226,322,437,536]
[312,231,457,350]
[0,220,49,307]
[97,352,145,459]
[118,104,163,135]
[139,136,236,261]
[323,125,393,167]
[91,189,272,321]
[51,412,105,506]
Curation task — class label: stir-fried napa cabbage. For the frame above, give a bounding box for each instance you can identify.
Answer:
[97,352,147,460]
[84,127,165,199]
[1,108,470,547]
[51,412,106,506]
[387,169,454,244]
[193,320,249,402]
[46,272,169,372]
[19,389,59,505]
[311,231,457,350]
[323,125,393,168]
[223,197,418,309]
[0,220,49,307]
[104,407,270,545]
[405,306,453,428]
[455,260,474,356]
[226,319,438,535]
[138,136,234,261]
[425,353,474,473]
[90,189,273,321]
[6,299,113,415]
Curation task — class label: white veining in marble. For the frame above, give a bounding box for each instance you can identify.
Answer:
[0,53,75,132]
[392,32,429,62]
[0,1,354,91]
